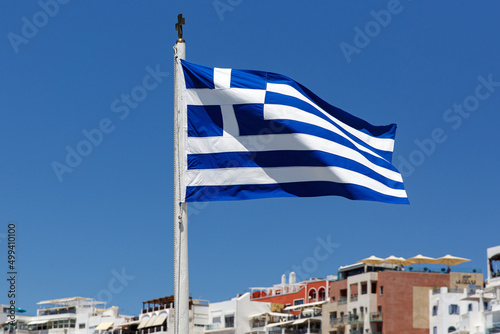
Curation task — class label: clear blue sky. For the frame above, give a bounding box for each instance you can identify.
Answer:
[1,1,499,316]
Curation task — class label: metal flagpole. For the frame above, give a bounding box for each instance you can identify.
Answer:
[173,14,189,334]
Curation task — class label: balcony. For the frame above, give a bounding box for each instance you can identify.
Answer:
[370,312,382,322]
[349,330,362,334]
[251,320,266,328]
[349,314,363,324]
[338,297,347,305]
[302,309,322,318]
[486,324,500,334]
[330,315,349,327]
[206,323,229,331]
[350,295,358,302]
[295,329,321,334]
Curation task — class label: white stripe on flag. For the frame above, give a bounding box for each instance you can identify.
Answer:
[187,133,403,182]
[185,166,407,198]
[266,83,395,153]
[214,68,232,89]
[221,105,239,137]
[185,88,266,106]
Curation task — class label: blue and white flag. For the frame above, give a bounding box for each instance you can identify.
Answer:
[178,59,408,204]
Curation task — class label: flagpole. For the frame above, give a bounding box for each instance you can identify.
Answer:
[173,14,189,334]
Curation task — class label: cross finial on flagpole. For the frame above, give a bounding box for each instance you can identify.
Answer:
[175,14,185,42]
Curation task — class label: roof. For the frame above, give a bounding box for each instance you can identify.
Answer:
[37,297,105,307]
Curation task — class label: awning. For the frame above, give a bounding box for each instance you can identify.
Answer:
[293,319,308,325]
[265,320,294,328]
[27,320,48,326]
[144,316,158,328]
[249,312,291,319]
[151,314,168,327]
[284,301,326,310]
[117,320,140,327]
[137,317,151,329]
[95,322,114,330]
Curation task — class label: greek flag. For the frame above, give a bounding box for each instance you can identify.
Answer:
[178,59,408,204]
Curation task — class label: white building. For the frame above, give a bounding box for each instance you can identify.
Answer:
[132,296,208,334]
[1,297,131,334]
[429,287,480,334]
[484,245,500,333]
[205,293,272,334]
[430,245,500,334]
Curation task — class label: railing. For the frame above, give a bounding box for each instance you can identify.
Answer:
[486,325,500,334]
[349,330,362,334]
[370,312,382,322]
[433,287,466,295]
[338,297,347,305]
[251,320,266,328]
[302,310,322,318]
[268,329,282,334]
[350,295,358,302]
[349,314,362,323]
[295,329,321,334]
[330,315,349,327]
[206,323,225,330]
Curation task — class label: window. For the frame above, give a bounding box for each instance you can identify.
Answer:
[449,304,460,315]
[212,317,221,323]
[319,288,326,301]
[468,303,473,312]
[329,312,337,323]
[309,289,317,300]
[79,324,86,329]
[433,326,437,334]
[224,314,234,328]
[380,286,383,295]
[294,299,304,305]
[371,282,377,294]
[432,305,438,316]
[448,326,457,333]
[361,282,367,295]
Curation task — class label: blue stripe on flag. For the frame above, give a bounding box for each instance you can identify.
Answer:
[185,183,409,204]
[187,151,405,190]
